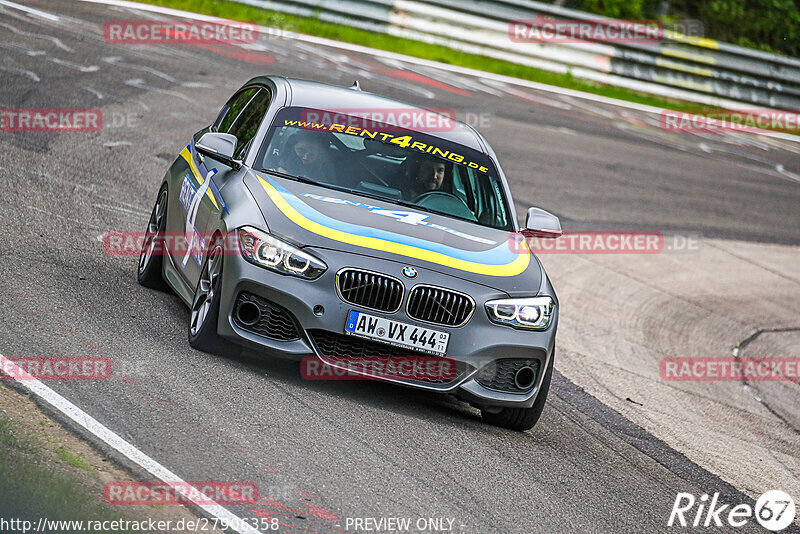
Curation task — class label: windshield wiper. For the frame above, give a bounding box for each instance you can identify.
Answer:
[337,187,449,218]
[262,169,374,199]
[261,168,320,186]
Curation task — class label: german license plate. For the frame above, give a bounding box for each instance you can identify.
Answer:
[344,311,449,356]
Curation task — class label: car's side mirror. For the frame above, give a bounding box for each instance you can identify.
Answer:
[522,207,562,238]
[196,132,241,169]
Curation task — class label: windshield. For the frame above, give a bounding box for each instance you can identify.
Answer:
[256,106,513,231]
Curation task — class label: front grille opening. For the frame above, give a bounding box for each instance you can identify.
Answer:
[475,359,540,393]
[308,329,470,384]
[406,286,474,327]
[233,292,300,341]
[336,269,403,312]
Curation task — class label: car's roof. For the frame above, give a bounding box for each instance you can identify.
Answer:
[261,76,486,152]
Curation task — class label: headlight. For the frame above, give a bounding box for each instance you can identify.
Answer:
[485,297,554,330]
[237,226,326,279]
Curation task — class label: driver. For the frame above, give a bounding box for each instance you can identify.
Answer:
[409,156,446,199]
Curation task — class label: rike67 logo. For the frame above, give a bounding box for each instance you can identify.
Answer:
[669,490,796,531]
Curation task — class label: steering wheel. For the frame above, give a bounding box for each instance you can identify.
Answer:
[412,191,476,221]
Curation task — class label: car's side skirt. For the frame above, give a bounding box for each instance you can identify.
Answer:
[163,250,195,307]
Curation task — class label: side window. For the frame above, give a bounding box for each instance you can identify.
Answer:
[213,87,272,159]
[227,89,271,159]
[213,88,256,133]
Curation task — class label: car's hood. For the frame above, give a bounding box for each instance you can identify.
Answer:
[243,171,542,293]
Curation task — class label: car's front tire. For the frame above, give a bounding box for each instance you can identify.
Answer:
[137,185,169,291]
[481,351,554,431]
[188,241,236,357]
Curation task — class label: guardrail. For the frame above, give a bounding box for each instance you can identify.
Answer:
[235,0,800,109]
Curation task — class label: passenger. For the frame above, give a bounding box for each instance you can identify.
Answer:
[280,134,337,183]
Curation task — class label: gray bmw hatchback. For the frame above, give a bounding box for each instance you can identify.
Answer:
[137,76,561,431]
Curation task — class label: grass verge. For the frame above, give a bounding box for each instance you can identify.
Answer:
[57,446,95,472]
[0,416,126,526]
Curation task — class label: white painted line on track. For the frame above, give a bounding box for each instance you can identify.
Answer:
[78,0,800,144]
[0,353,262,534]
[0,0,60,21]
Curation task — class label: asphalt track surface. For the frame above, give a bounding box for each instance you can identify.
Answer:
[1,1,799,533]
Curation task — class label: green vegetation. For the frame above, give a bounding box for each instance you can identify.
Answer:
[582,0,651,20]
[57,446,94,472]
[574,0,800,56]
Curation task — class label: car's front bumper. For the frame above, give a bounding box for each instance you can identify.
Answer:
[216,248,557,409]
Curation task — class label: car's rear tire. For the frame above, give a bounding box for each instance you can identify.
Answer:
[137,185,169,291]
[481,351,554,432]
[188,241,238,357]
